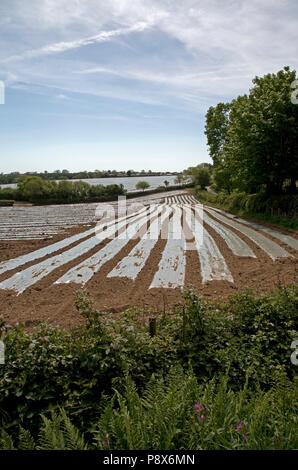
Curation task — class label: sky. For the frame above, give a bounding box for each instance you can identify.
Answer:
[0,0,297,173]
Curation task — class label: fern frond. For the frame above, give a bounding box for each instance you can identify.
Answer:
[18,426,35,450]
[37,411,65,450]
[60,408,89,450]
[0,429,15,450]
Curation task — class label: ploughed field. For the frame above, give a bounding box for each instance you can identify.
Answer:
[0,191,297,328]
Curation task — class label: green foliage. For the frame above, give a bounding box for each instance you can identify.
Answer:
[193,168,211,189]
[0,180,194,205]
[17,176,52,203]
[0,285,297,449]
[174,174,185,185]
[1,409,87,450]
[0,187,19,201]
[1,429,15,450]
[36,409,88,450]
[183,164,213,187]
[0,200,14,206]
[205,102,230,167]
[205,67,298,195]
[135,181,150,191]
[213,164,234,194]
[0,297,177,435]
[175,285,298,386]
[94,367,198,450]
[13,176,126,204]
[1,368,297,450]
[195,189,298,228]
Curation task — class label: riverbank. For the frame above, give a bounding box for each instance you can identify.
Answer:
[0,172,177,186]
[0,175,178,191]
[0,182,193,206]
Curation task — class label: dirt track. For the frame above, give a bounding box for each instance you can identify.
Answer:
[0,191,297,329]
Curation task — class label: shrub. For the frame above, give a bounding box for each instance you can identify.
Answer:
[15,176,126,204]
[194,169,211,189]
[0,293,177,435]
[0,285,297,446]
[174,285,298,387]
[1,367,297,450]
[195,188,298,228]
[135,181,150,192]
[0,187,18,201]
[0,200,14,206]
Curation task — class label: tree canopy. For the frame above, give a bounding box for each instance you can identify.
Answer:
[136,181,150,192]
[194,168,211,189]
[205,67,298,195]
[1,176,126,204]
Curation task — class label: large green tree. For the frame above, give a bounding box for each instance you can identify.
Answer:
[205,67,298,195]
[194,168,211,189]
[205,102,230,167]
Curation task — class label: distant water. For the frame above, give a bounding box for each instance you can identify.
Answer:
[0,175,177,192]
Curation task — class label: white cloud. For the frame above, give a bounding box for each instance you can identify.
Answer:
[0,0,297,111]
[55,93,68,99]
[2,21,151,63]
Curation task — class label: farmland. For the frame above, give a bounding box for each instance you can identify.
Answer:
[1,3,298,454]
[0,190,296,328]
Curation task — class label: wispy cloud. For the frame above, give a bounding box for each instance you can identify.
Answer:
[2,21,151,63]
[1,0,297,172]
[0,0,297,110]
[55,93,68,100]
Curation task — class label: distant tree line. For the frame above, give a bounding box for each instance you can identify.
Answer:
[0,169,177,185]
[0,176,126,204]
[0,176,194,205]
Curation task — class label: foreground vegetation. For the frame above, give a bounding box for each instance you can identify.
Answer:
[0,285,297,450]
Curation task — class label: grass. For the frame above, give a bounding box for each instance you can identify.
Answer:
[195,190,298,231]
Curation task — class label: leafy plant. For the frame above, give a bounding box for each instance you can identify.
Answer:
[0,285,296,448]
[2,367,297,450]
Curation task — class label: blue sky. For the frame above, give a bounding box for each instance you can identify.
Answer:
[0,0,297,173]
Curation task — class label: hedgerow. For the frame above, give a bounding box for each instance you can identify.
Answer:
[195,189,298,229]
[0,284,297,449]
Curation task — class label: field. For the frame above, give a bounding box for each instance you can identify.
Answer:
[0,190,297,328]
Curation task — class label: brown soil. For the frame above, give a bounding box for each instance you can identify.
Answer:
[0,195,297,330]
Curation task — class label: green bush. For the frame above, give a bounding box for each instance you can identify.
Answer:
[175,286,297,386]
[0,293,177,435]
[195,189,298,228]
[93,367,298,450]
[0,200,14,206]
[0,285,297,447]
[1,367,297,450]
[14,176,126,204]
